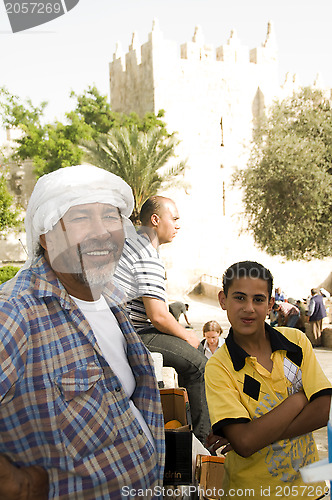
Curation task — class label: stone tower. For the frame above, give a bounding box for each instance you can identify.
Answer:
[109,20,331,297]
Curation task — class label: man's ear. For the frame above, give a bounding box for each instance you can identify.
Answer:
[151,213,159,227]
[218,290,227,310]
[39,234,47,251]
[39,232,55,254]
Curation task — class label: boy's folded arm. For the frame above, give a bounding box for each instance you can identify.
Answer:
[278,393,330,440]
[222,391,308,458]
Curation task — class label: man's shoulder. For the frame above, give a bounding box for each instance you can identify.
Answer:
[0,257,62,307]
[123,234,159,261]
[0,267,35,301]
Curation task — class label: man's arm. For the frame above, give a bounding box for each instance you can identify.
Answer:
[221,391,308,458]
[183,312,191,327]
[143,297,199,348]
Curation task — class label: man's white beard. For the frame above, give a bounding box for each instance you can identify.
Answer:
[77,261,116,288]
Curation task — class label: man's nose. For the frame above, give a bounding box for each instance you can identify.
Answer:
[89,217,112,237]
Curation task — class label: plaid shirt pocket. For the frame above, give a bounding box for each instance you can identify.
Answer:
[54,363,118,461]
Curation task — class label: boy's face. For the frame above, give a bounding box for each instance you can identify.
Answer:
[218,277,274,338]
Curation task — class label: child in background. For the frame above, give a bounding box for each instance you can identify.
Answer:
[205,261,332,500]
[201,320,224,359]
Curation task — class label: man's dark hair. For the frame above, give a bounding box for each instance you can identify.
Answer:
[139,196,171,226]
[222,261,274,299]
[36,243,45,257]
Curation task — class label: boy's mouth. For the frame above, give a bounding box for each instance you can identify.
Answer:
[241,317,255,324]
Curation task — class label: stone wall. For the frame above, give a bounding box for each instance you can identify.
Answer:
[109,20,332,299]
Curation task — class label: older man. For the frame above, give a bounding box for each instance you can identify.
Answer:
[0,165,164,499]
[307,288,327,347]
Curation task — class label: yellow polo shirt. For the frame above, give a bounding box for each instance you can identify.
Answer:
[205,325,332,499]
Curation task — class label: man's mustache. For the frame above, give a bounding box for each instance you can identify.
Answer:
[78,239,120,255]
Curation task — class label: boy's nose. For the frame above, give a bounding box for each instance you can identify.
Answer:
[243,300,255,312]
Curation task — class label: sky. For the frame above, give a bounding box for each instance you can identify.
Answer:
[0,0,332,124]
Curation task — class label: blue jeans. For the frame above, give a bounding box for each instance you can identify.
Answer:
[138,326,211,444]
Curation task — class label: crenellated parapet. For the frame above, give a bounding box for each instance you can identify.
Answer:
[109,19,280,119]
[215,28,249,64]
[250,20,278,64]
[180,25,214,61]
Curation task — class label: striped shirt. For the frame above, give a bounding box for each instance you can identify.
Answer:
[113,233,167,331]
[0,257,165,499]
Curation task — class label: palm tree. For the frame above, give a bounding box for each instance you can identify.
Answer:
[82,126,188,223]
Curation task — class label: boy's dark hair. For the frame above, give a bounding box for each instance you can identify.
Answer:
[139,196,170,226]
[222,261,274,299]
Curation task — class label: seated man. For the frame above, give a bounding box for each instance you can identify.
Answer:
[114,196,210,444]
[0,165,165,499]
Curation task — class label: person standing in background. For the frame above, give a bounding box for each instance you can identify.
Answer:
[307,288,327,347]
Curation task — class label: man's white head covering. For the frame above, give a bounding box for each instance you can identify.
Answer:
[24,164,134,269]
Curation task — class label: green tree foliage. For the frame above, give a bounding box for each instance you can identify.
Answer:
[82,126,187,223]
[0,86,171,178]
[235,87,332,260]
[0,87,90,177]
[0,265,20,284]
[0,173,21,231]
[71,86,169,138]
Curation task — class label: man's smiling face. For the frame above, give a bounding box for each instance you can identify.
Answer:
[41,203,124,290]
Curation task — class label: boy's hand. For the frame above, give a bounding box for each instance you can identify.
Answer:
[206,431,232,454]
[0,455,49,499]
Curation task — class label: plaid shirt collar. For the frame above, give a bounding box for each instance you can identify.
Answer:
[30,256,127,310]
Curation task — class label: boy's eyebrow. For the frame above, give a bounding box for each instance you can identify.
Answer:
[231,291,268,298]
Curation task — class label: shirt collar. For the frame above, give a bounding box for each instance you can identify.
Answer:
[225,322,303,371]
[31,256,127,309]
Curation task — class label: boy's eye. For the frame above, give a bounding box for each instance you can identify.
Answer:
[234,295,244,301]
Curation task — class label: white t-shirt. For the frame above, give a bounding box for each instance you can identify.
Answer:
[70,294,154,447]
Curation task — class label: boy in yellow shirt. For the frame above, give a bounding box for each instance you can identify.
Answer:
[205,261,331,499]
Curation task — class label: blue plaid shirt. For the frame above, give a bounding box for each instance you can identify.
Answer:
[0,257,165,499]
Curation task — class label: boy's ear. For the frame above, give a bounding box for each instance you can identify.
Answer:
[267,297,275,313]
[218,290,227,310]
